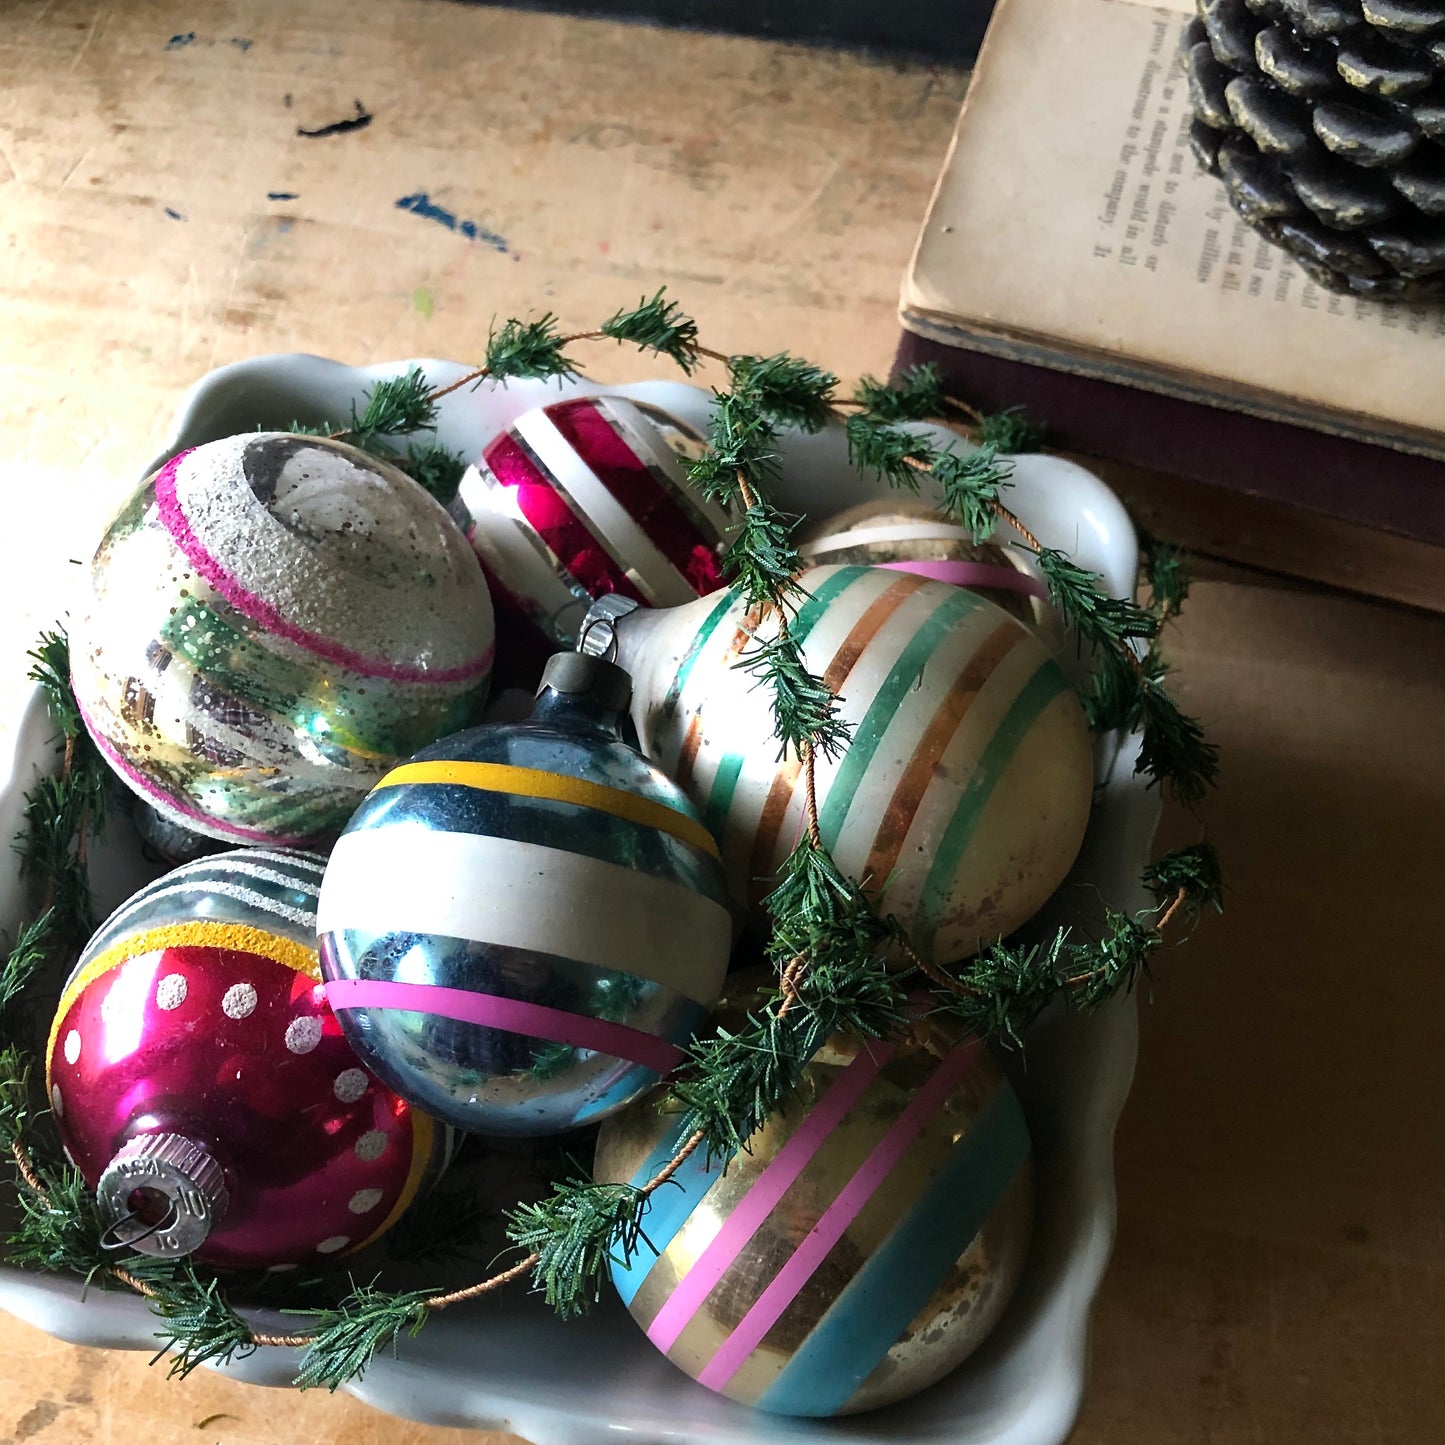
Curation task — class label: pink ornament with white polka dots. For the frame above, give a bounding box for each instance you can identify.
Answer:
[46,849,449,1269]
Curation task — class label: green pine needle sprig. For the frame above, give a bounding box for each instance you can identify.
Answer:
[975,406,1046,454]
[484,313,579,385]
[601,290,701,373]
[396,441,468,506]
[844,413,936,491]
[293,1283,436,1390]
[852,365,946,424]
[6,1160,108,1281]
[1141,535,1191,622]
[728,354,838,434]
[146,1265,259,1379]
[504,1180,653,1318]
[346,367,437,446]
[930,443,1013,542]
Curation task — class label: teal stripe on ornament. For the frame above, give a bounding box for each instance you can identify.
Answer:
[816,587,984,850]
[703,753,745,838]
[697,566,864,831]
[755,1081,1030,1418]
[912,660,1070,960]
[659,588,740,721]
[613,1113,728,1307]
[788,565,871,641]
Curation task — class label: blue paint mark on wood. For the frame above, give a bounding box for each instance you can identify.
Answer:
[164,207,185,221]
[268,191,299,201]
[230,37,253,52]
[395,193,508,253]
[167,32,195,49]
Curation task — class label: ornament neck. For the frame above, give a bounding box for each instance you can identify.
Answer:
[531,650,633,739]
[96,1132,229,1259]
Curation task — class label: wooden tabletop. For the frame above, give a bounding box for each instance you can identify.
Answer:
[2,3,1441,1442]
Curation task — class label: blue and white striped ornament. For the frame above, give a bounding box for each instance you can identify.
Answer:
[317,654,734,1136]
[595,1004,1033,1416]
[600,564,1094,965]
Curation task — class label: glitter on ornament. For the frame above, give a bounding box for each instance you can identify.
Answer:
[46,848,448,1267]
[318,651,734,1137]
[71,432,496,850]
[450,395,732,688]
[595,1005,1034,1418]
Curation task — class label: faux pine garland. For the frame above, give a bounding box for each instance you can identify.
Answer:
[0,291,1222,1389]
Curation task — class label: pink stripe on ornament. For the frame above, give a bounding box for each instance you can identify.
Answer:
[645,1036,898,1354]
[153,450,493,685]
[878,559,1047,599]
[77,697,314,848]
[697,1036,984,1392]
[322,977,685,1076]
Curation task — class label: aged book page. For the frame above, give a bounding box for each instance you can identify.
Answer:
[905,0,1445,453]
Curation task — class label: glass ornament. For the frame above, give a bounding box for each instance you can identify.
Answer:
[449,395,732,688]
[71,433,495,849]
[46,848,448,1268]
[595,998,1033,1417]
[318,651,734,1137]
[583,564,1094,964]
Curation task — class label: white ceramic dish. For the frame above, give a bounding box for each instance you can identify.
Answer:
[0,357,1158,1444]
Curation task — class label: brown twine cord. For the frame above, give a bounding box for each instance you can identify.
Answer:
[11,1140,47,1198]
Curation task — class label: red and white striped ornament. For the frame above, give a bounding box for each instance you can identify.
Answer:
[450,395,733,687]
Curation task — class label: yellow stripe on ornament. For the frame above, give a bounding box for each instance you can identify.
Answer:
[46,922,321,1091]
[375,759,721,860]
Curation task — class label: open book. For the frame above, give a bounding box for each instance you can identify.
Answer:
[899,0,1445,610]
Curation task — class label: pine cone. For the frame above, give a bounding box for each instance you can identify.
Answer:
[1183,0,1445,300]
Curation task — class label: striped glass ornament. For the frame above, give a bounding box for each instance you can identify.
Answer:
[602,564,1094,965]
[798,500,1054,631]
[46,849,448,1268]
[317,653,734,1137]
[71,433,495,850]
[595,1007,1033,1417]
[449,395,733,688]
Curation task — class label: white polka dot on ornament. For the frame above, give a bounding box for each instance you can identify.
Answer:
[333,1068,369,1103]
[156,973,187,1010]
[221,982,258,1019]
[50,1085,63,1118]
[348,1188,384,1215]
[284,1016,323,1054]
[353,1130,387,1162]
[316,1235,350,1254]
[63,1030,81,1065]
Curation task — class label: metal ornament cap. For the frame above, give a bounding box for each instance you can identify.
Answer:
[577,593,642,662]
[97,1133,229,1258]
[537,650,633,715]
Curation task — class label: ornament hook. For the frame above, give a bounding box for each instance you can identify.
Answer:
[98,1199,182,1253]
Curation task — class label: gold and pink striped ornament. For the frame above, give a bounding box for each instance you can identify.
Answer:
[594,564,1094,966]
[595,1003,1033,1417]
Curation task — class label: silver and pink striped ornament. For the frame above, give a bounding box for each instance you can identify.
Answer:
[71,433,495,849]
[595,564,1094,965]
[450,395,733,687]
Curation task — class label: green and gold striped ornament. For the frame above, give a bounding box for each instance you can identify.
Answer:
[590,565,1093,966]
